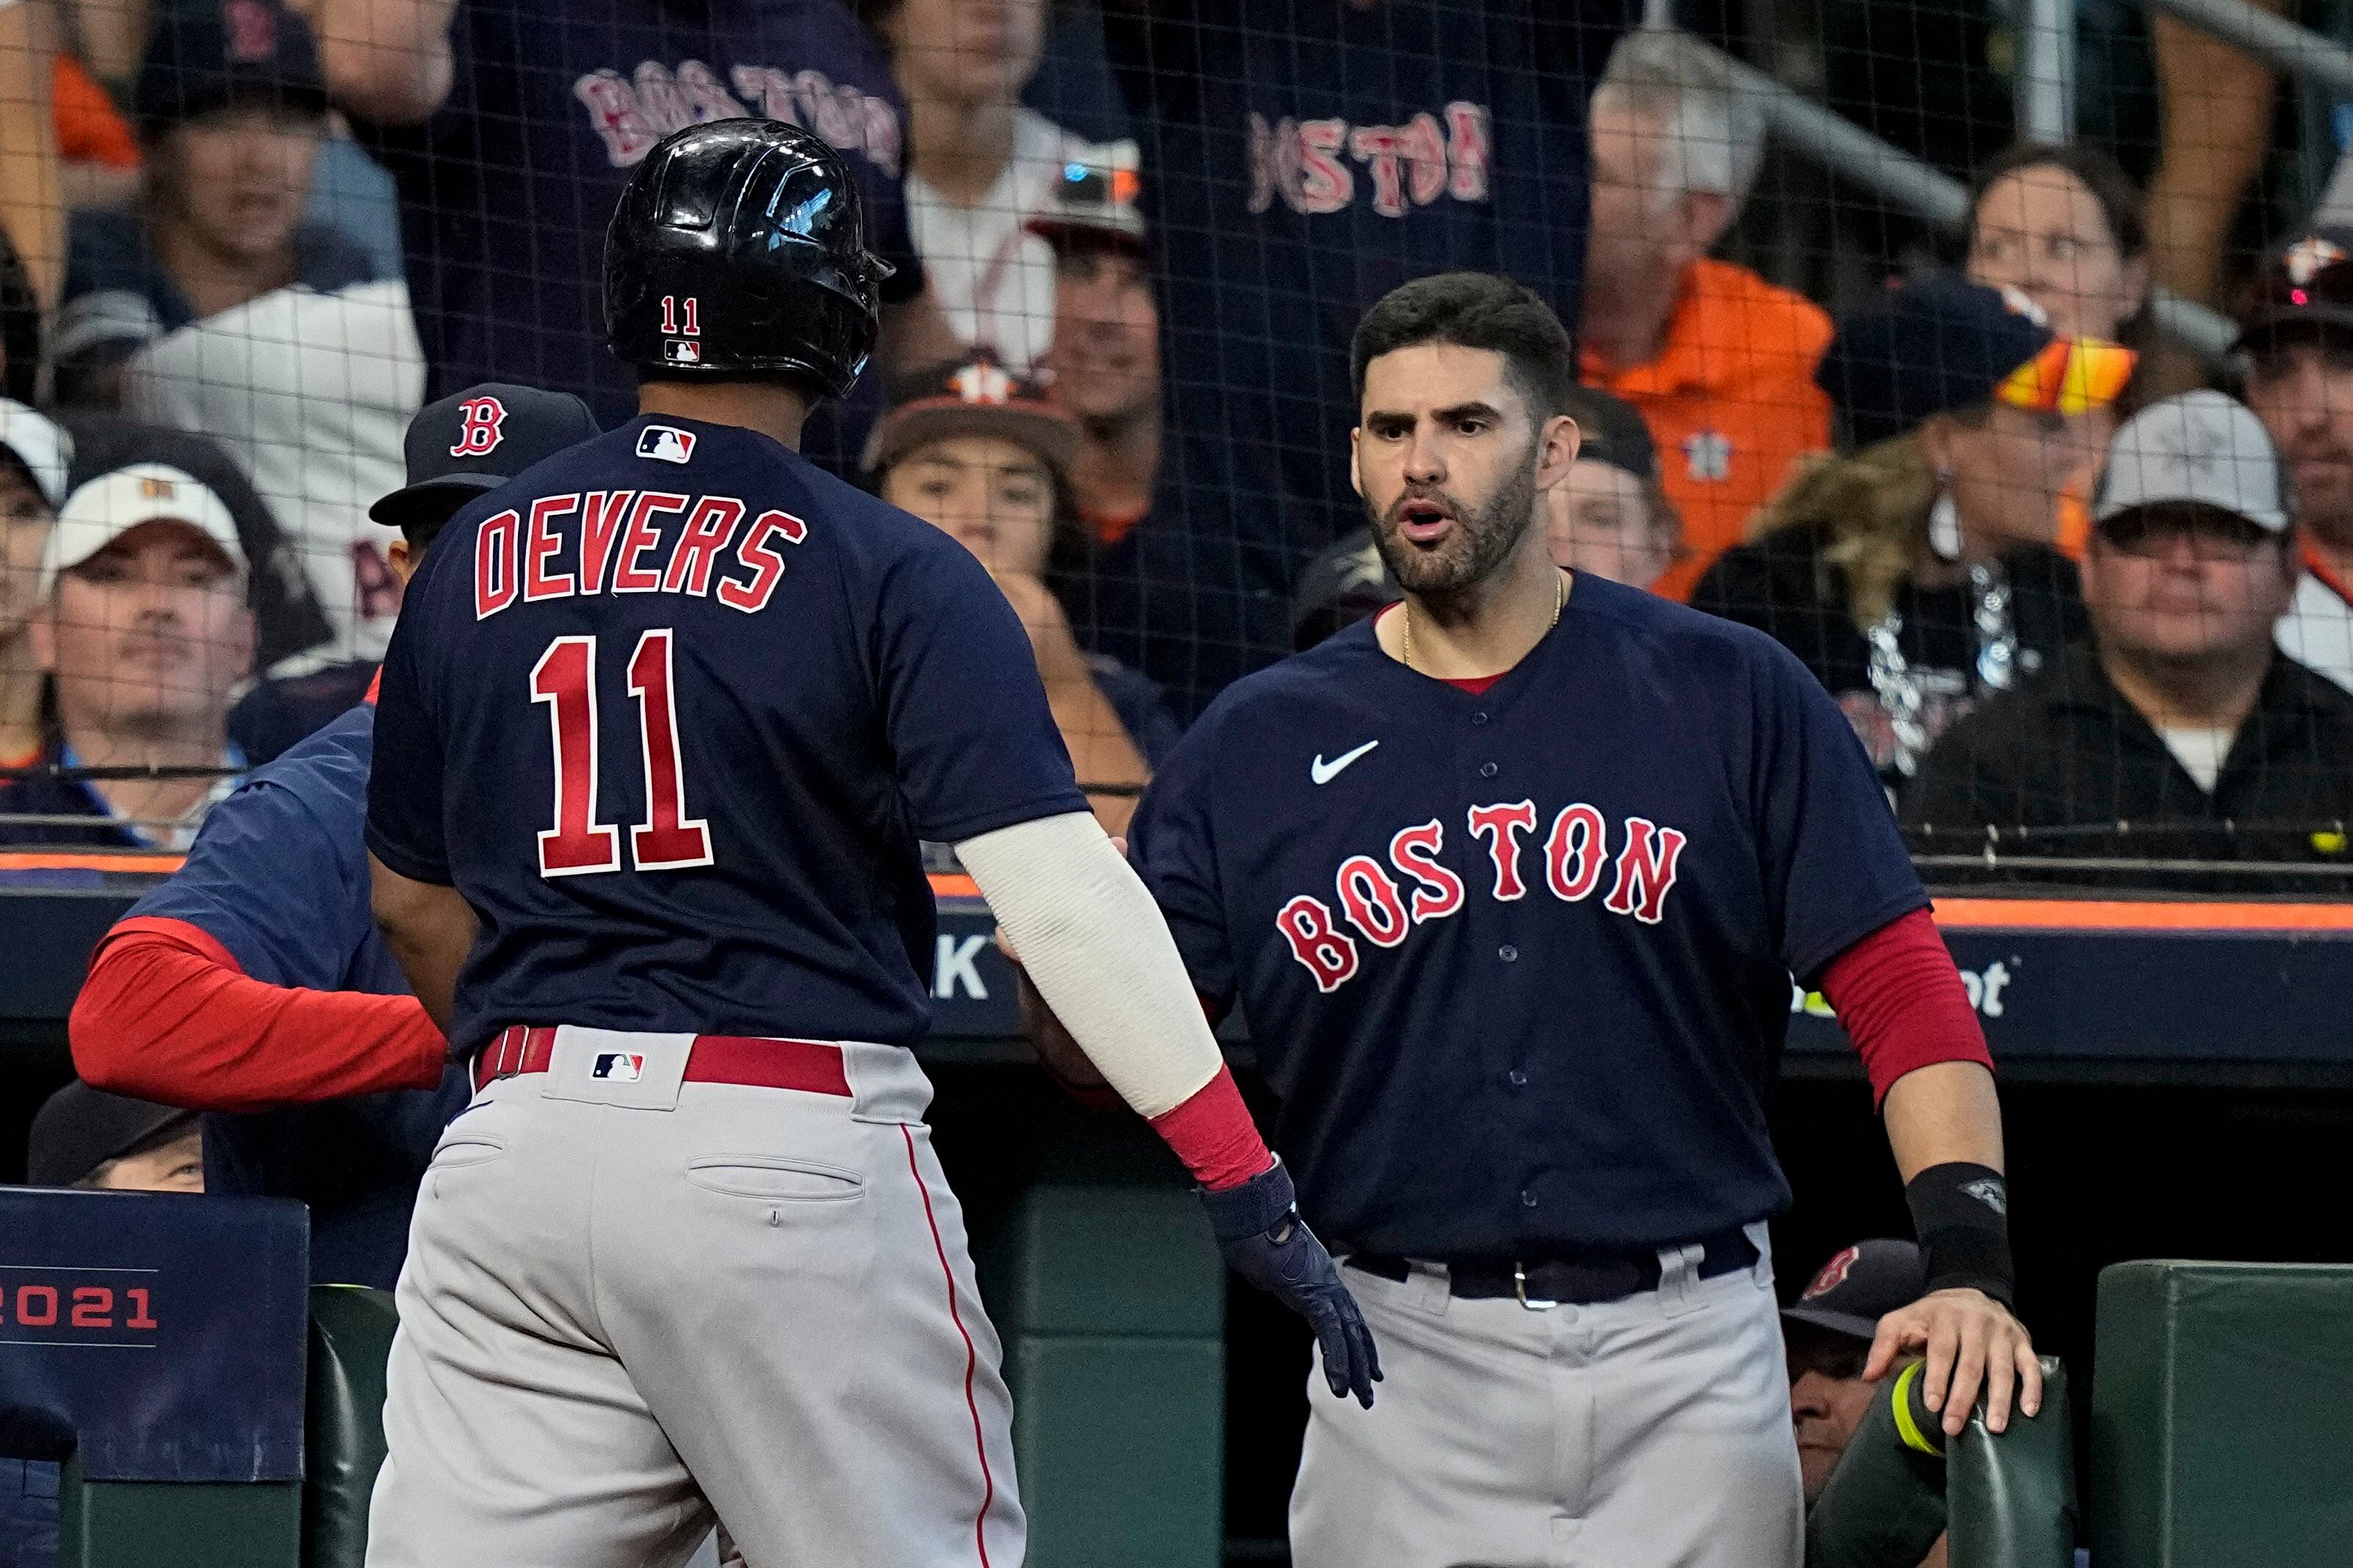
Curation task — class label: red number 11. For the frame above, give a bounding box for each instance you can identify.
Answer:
[530,630,712,879]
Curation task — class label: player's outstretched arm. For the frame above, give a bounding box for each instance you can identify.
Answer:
[368,853,478,1032]
[957,811,1380,1407]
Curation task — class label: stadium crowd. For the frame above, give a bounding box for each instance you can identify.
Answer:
[1,0,2352,1564]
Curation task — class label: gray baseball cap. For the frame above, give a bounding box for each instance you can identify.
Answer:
[2094,389,2289,533]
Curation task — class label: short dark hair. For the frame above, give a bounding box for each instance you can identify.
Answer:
[1968,141,2147,261]
[1350,272,1579,422]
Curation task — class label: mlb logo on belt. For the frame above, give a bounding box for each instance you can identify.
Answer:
[637,424,696,463]
[592,1052,647,1082]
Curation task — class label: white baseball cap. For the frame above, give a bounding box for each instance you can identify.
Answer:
[0,399,72,511]
[38,462,248,601]
[2094,389,2290,533]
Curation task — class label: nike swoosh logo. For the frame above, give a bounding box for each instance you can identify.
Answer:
[1311,740,1380,785]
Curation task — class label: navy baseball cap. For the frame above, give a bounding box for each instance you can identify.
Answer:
[370,383,600,535]
[134,0,328,137]
[1816,272,2055,449]
[26,1082,196,1188]
[1782,1239,1928,1342]
[2235,228,2353,355]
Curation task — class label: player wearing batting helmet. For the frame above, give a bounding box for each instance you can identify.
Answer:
[1029,270,2034,1568]
[361,118,1374,1568]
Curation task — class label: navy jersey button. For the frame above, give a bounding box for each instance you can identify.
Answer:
[1508,1069,1528,1088]
[1471,711,1489,726]
[1479,762,1498,778]
[1498,944,1518,961]
[1520,1189,1539,1207]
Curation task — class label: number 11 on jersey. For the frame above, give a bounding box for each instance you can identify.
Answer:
[530,629,713,879]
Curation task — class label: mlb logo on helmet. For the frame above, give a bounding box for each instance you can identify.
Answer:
[636,425,696,464]
[666,340,703,365]
[591,1052,647,1083]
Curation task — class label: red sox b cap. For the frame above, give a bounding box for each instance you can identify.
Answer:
[1782,1239,1928,1342]
[370,383,600,539]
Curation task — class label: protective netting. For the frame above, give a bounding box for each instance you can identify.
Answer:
[0,0,2345,891]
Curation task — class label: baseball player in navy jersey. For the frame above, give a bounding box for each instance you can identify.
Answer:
[361,118,1375,1568]
[68,382,598,1287]
[1033,272,2036,1568]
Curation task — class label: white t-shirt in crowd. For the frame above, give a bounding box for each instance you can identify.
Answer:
[2277,560,2353,696]
[2156,723,2235,792]
[906,109,1117,372]
[57,208,424,671]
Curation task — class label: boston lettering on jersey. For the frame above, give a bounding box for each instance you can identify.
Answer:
[1275,806,1687,992]
[574,62,901,175]
[1246,103,1491,218]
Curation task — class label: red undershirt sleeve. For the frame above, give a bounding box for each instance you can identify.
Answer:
[1147,1063,1275,1191]
[71,917,449,1112]
[1815,906,1995,1108]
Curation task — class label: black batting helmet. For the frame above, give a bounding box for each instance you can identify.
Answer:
[603,119,892,400]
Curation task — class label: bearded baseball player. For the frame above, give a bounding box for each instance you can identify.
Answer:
[361,118,1375,1568]
[1035,271,2036,1567]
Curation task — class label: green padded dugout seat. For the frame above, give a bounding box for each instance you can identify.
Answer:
[2091,1261,2353,1568]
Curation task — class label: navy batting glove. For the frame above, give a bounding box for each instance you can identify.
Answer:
[1200,1158,1381,1408]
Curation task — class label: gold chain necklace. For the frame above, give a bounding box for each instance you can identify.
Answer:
[1402,568,1565,674]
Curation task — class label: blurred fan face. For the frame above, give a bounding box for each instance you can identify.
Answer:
[2086,504,2297,667]
[1787,1359,1877,1505]
[1936,402,2105,552]
[1354,344,1546,597]
[2245,342,2353,549]
[883,433,1056,577]
[88,1126,205,1193]
[1044,248,1159,426]
[0,465,53,643]
[153,105,321,266]
[1968,165,2145,343]
[1545,460,1670,591]
[37,521,254,732]
[888,0,1045,106]
[1584,101,1714,319]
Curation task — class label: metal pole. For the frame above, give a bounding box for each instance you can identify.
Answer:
[2148,0,2353,98]
[1703,45,2241,360]
[2017,0,2077,142]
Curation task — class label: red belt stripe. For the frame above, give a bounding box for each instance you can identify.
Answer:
[472,1025,851,1097]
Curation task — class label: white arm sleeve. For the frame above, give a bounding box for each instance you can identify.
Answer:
[954,811,1224,1119]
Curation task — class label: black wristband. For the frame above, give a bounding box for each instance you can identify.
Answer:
[1904,1161,2015,1307]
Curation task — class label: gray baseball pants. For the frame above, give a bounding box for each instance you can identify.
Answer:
[1291,1225,1801,1568]
[364,1030,1024,1568]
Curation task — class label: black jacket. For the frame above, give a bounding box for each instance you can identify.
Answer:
[1903,644,2353,892]
[1691,526,2088,784]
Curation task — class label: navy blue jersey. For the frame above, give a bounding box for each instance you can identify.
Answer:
[357,0,919,432]
[366,416,1089,1055]
[126,703,471,1287]
[1095,1,1630,709]
[1126,576,1927,1257]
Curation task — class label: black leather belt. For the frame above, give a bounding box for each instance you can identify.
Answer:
[1348,1226,1759,1308]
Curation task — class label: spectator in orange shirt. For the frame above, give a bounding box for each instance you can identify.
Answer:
[1581,28,1831,604]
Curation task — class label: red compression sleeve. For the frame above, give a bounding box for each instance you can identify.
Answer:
[1817,907,1995,1108]
[1147,1063,1276,1191]
[71,917,448,1111]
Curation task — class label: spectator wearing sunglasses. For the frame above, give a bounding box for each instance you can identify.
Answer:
[1907,392,2353,889]
[1694,273,2133,787]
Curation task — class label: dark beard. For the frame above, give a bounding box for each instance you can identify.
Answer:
[1366,447,1541,599]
